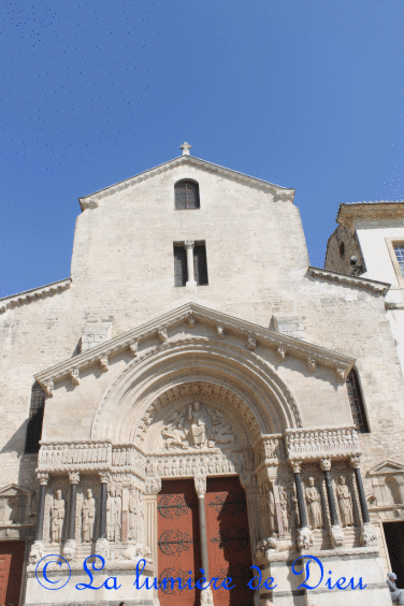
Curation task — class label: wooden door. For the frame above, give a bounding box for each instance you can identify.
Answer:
[205,477,253,606]
[158,480,201,606]
[0,541,25,606]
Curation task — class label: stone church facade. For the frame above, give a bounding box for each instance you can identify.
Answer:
[1,145,403,605]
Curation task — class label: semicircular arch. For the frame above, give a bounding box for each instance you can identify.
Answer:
[91,338,302,443]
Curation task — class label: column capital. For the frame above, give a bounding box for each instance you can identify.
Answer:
[145,477,162,494]
[320,458,332,472]
[290,460,302,474]
[69,471,80,485]
[350,454,362,469]
[194,476,207,498]
[99,472,109,484]
[184,240,195,249]
[37,472,49,486]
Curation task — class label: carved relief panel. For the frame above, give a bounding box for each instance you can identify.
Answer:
[0,485,32,527]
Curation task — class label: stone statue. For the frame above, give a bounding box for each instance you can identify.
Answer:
[336,475,354,527]
[188,401,206,448]
[162,414,188,450]
[128,488,139,542]
[209,410,235,445]
[107,487,116,541]
[278,487,290,534]
[82,489,96,543]
[114,489,122,542]
[259,482,276,535]
[305,477,322,529]
[51,490,65,543]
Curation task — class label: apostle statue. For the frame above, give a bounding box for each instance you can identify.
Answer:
[114,488,122,542]
[82,489,96,543]
[188,401,206,449]
[51,490,65,543]
[305,477,323,529]
[107,487,116,541]
[128,487,139,542]
[336,475,354,527]
[278,487,290,534]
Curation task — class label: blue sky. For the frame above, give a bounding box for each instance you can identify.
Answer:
[1,0,403,297]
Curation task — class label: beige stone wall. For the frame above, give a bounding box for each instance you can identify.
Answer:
[1,161,404,508]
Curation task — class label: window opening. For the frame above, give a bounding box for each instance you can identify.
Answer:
[174,245,188,287]
[346,369,369,433]
[194,244,208,285]
[25,382,45,453]
[393,243,404,277]
[174,180,200,210]
[173,241,208,286]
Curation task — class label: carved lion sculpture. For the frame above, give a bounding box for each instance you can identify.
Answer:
[29,541,45,565]
[257,537,293,554]
[119,543,153,564]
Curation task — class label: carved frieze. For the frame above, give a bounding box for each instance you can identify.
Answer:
[285,428,361,462]
[39,441,112,469]
[149,449,254,479]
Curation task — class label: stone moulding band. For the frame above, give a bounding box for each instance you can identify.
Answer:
[34,303,355,398]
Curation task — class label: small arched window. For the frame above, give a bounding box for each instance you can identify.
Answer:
[25,382,45,454]
[339,242,345,257]
[346,369,369,433]
[174,179,200,209]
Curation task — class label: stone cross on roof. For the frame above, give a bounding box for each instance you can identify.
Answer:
[180,142,191,156]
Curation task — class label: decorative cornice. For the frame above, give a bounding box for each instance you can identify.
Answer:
[308,266,390,295]
[34,302,355,393]
[0,278,71,314]
[385,301,404,310]
[78,155,295,210]
[336,200,404,229]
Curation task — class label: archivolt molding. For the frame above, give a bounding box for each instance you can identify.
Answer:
[91,337,302,443]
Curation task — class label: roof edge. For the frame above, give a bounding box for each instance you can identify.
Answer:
[0,278,71,314]
[78,156,295,210]
[308,266,390,294]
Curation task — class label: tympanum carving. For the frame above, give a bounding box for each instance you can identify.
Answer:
[161,401,236,451]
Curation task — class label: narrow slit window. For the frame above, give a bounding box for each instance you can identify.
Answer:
[346,369,369,433]
[25,382,45,454]
[174,245,188,287]
[194,244,208,285]
[174,180,200,210]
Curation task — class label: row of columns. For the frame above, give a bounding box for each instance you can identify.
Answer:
[35,471,108,544]
[35,456,372,553]
[291,456,371,545]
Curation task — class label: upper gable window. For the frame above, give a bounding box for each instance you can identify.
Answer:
[174,179,200,210]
